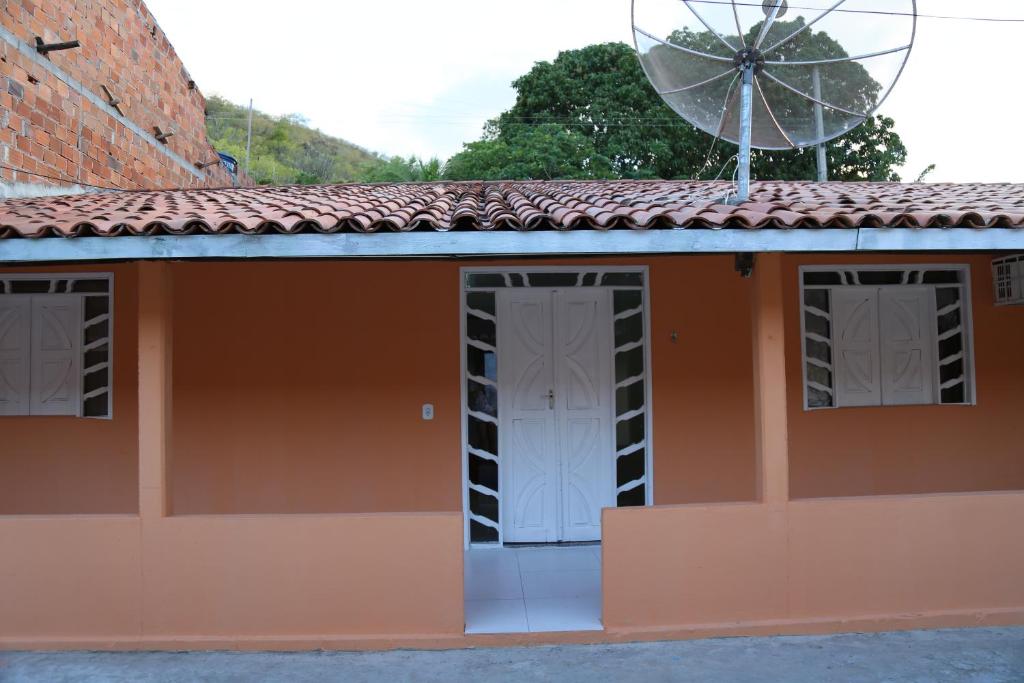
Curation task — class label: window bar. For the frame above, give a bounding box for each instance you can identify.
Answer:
[467,409,497,425]
[616,477,646,495]
[467,481,499,499]
[467,445,497,462]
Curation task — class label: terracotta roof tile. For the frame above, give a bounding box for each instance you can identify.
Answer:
[1,180,1023,239]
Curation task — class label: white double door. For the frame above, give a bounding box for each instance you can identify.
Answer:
[498,288,615,543]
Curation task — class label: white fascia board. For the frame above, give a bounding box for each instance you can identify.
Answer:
[856,228,1024,251]
[1,228,1023,263]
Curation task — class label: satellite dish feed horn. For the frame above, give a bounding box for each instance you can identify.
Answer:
[632,0,917,201]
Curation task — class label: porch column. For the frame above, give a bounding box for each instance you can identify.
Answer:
[138,261,173,518]
[751,252,789,504]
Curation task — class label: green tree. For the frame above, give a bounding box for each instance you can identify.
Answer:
[460,41,905,181]
[357,155,445,183]
[751,115,905,181]
[445,124,613,180]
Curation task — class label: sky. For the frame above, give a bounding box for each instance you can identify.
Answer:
[146,0,1024,183]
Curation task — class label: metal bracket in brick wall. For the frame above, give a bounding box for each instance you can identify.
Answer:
[34,37,81,55]
[0,25,204,180]
[153,127,174,144]
[100,85,124,116]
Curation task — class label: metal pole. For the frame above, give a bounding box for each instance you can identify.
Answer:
[245,98,253,175]
[812,66,827,182]
[736,64,753,202]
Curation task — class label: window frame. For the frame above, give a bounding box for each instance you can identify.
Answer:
[0,272,115,419]
[798,264,976,411]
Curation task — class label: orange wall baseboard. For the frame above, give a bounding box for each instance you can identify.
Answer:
[3,607,1022,652]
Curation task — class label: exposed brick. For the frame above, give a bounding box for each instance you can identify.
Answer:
[0,0,249,190]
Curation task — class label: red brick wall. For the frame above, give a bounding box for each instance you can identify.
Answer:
[0,0,251,190]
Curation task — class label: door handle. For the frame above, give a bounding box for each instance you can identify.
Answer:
[544,389,555,409]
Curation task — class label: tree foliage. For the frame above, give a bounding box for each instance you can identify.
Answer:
[358,155,445,183]
[447,41,906,181]
[446,124,612,180]
[204,96,378,185]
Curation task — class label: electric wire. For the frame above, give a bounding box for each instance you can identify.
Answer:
[683,0,1024,23]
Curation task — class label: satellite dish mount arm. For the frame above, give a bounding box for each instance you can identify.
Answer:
[736,62,753,203]
[731,48,763,204]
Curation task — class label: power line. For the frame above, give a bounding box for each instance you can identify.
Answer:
[205,114,735,127]
[685,0,1024,23]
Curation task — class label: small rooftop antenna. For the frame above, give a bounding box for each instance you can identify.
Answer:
[632,0,916,201]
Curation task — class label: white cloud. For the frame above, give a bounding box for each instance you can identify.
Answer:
[149,0,1023,182]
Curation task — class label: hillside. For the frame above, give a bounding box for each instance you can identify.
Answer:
[204,96,379,185]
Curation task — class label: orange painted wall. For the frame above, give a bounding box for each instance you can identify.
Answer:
[783,254,1024,498]
[170,261,463,514]
[648,255,756,503]
[0,263,138,514]
[5,253,1017,515]
[169,256,755,513]
[4,254,1024,649]
[0,512,464,646]
[0,515,143,639]
[141,513,464,639]
[603,492,1024,634]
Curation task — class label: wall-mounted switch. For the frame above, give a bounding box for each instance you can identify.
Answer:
[422,403,434,420]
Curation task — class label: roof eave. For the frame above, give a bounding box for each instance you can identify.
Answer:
[1,227,1023,264]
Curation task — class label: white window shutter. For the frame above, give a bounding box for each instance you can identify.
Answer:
[0,297,32,416]
[879,287,936,406]
[832,288,882,407]
[29,295,82,416]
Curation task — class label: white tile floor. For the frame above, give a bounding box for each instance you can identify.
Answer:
[464,545,602,634]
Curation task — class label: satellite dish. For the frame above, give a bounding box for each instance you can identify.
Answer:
[632,0,916,198]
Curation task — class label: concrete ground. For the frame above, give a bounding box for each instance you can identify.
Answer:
[1,628,1022,683]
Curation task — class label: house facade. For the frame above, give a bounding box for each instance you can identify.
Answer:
[1,180,1022,649]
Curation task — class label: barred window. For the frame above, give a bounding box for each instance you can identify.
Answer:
[800,266,973,410]
[0,275,113,418]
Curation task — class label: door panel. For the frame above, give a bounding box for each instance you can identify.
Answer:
[879,287,935,405]
[509,417,553,530]
[832,288,882,407]
[555,289,613,542]
[499,290,559,542]
[30,294,82,416]
[0,297,31,416]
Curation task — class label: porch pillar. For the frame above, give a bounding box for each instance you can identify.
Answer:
[137,261,173,518]
[751,252,789,504]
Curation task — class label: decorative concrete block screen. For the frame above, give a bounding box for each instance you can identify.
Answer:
[463,270,649,544]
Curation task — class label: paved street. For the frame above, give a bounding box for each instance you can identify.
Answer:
[2,627,1023,682]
